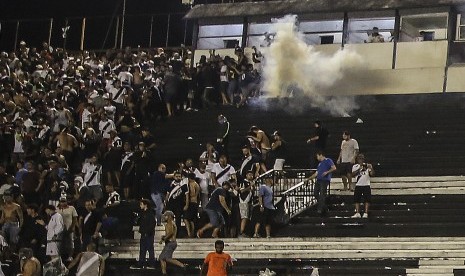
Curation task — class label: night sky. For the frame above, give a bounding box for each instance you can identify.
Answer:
[0,0,222,19]
[0,0,225,50]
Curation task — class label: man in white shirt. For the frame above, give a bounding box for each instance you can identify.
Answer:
[337,131,359,191]
[108,80,126,103]
[98,114,116,139]
[81,104,94,129]
[351,154,374,219]
[199,142,218,173]
[57,198,78,261]
[194,163,211,209]
[81,155,103,201]
[211,155,236,188]
[117,65,133,85]
[41,205,64,258]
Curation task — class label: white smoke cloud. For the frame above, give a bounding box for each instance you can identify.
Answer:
[261,15,364,117]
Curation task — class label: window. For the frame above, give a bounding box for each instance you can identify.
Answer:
[456,14,465,40]
[348,17,395,43]
[299,20,344,45]
[247,22,278,47]
[400,13,448,42]
[197,24,243,49]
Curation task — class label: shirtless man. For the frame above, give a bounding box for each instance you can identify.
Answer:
[248,126,271,172]
[54,127,78,165]
[0,192,23,250]
[184,173,200,238]
[158,211,186,275]
[18,247,41,276]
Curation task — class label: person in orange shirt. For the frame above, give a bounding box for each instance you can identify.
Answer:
[201,240,233,276]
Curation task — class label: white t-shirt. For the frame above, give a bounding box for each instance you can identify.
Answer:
[46,212,64,241]
[57,206,78,229]
[199,150,217,172]
[341,139,359,163]
[81,108,92,129]
[194,168,210,194]
[220,65,228,82]
[98,119,115,139]
[211,163,235,185]
[103,105,116,121]
[117,71,133,85]
[352,164,371,186]
[109,86,126,104]
[82,163,102,187]
[13,132,24,153]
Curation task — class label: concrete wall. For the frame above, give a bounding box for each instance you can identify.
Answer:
[344,43,394,70]
[328,67,445,95]
[446,65,465,92]
[312,44,342,56]
[396,41,448,69]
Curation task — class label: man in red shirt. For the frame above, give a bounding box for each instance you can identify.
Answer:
[201,240,233,276]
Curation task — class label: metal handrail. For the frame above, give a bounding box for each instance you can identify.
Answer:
[254,168,316,220]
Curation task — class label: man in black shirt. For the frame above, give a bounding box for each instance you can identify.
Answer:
[238,145,260,181]
[19,204,47,264]
[165,171,188,237]
[197,181,232,238]
[80,200,102,252]
[150,164,171,226]
[133,142,151,199]
[132,199,156,269]
[306,120,329,169]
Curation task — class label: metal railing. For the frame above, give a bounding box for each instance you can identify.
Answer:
[254,168,316,220]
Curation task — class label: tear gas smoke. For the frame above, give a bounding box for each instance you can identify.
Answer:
[261,15,364,117]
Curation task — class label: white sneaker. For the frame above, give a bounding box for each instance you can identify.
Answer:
[351,213,361,218]
[362,213,368,218]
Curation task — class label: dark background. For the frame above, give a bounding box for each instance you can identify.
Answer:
[0,0,224,51]
[0,0,189,20]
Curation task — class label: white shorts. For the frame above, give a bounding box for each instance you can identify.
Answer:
[46,241,60,256]
[239,202,251,219]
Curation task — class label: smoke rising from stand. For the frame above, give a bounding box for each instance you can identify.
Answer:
[261,15,363,117]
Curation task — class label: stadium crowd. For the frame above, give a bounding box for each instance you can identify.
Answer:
[0,40,276,275]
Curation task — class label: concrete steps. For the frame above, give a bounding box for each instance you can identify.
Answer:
[110,237,465,259]
[108,237,465,275]
[329,176,465,195]
[108,176,465,275]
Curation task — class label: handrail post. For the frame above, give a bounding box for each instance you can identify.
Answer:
[14,20,20,52]
[48,18,53,46]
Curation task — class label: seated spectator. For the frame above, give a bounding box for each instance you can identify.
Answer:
[365,27,385,43]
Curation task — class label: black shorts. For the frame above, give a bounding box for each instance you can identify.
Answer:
[257,207,275,225]
[228,204,241,228]
[183,203,198,221]
[354,186,371,203]
[338,162,353,175]
[220,81,229,93]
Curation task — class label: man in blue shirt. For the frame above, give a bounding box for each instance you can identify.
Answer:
[253,177,275,238]
[308,151,337,216]
[150,164,172,226]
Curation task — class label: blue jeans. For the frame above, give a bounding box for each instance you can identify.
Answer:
[138,234,156,267]
[205,208,225,228]
[314,180,330,214]
[1,222,20,245]
[150,193,164,225]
